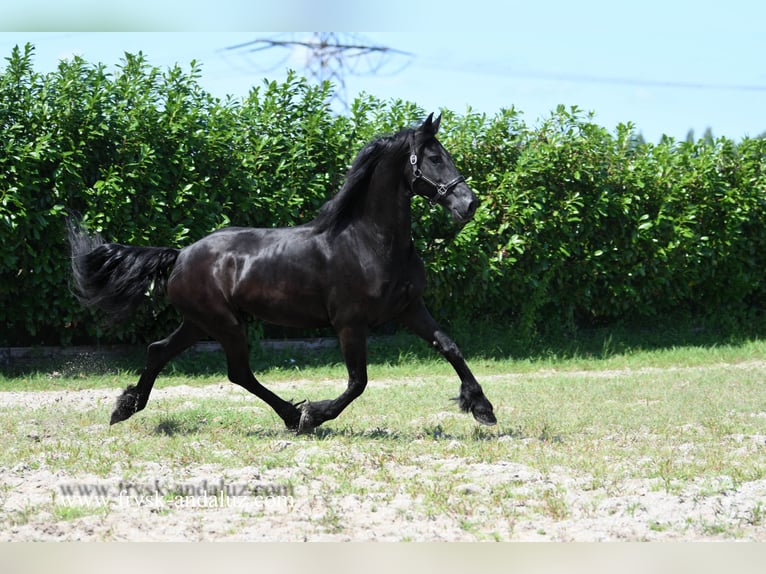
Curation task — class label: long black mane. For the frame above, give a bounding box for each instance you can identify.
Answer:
[313,127,412,231]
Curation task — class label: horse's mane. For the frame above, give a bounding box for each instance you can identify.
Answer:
[312,126,413,232]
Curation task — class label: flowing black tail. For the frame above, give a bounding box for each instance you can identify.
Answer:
[66,218,180,320]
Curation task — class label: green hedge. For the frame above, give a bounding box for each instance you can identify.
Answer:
[426,108,766,339]
[2,44,765,346]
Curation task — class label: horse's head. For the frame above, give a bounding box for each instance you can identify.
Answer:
[409,113,479,225]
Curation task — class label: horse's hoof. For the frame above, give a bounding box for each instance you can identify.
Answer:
[471,395,497,426]
[283,400,306,431]
[110,414,124,425]
[457,393,497,426]
[284,418,300,432]
[472,406,497,426]
[110,385,139,425]
[296,402,316,435]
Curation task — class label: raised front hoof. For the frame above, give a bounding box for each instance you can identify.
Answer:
[455,394,497,426]
[472,405,497,426]
[109,385,140,425]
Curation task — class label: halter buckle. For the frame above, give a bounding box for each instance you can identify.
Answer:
[410,153,423,179]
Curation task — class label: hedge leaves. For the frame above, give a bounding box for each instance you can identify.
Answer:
[2,44,765,345]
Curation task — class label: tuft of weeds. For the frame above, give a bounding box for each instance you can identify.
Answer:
[51,502,109,522]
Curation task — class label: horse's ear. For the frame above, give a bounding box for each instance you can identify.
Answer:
[421,112,441,136]
[432,113,441,134]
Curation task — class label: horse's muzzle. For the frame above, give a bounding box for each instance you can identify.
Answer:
[465,197,479,220]
[450,194,479,225]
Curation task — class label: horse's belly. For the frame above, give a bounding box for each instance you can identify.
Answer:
[234,281,331,328]
[371,280,420,322]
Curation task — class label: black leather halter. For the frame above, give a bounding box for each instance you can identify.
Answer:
[409,153,465,206]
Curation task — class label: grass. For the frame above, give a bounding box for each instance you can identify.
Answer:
[5,312,766,384]
[51,502,109,522]
[3,319,766,540]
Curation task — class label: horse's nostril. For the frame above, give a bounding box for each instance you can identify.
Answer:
[468,198,479,217]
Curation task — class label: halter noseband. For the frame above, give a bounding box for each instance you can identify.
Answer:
[409,153,465,206]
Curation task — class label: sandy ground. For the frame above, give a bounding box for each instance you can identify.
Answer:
[2,384,766,541]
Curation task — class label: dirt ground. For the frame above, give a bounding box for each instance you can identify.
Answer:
[2,384,766,541]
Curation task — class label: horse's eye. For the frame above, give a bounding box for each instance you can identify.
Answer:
[429,155,442,164]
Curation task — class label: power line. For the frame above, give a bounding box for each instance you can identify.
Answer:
[500,69,766,92]
[416,56,766,92]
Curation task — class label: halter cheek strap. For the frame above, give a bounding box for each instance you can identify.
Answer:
[409,153,465,206]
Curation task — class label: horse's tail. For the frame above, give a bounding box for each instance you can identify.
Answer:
[66,217,180,320]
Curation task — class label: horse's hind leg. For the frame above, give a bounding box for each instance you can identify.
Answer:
[297,324,369,434]
[213,321,302,430]
[110,320,203,425]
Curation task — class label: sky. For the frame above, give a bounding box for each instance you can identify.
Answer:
[1,1,765,143]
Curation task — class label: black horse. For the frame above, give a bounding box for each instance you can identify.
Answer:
[67,113,496,433]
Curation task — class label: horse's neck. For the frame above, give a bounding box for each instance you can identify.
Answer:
[359,166,413,254]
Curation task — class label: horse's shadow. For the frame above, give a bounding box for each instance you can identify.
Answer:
[151,417,526,442]
[152,418,289,439]
[151,418,399,440]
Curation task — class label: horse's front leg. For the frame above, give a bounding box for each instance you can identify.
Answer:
[297,324,368,434]
[398,300,496,425]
